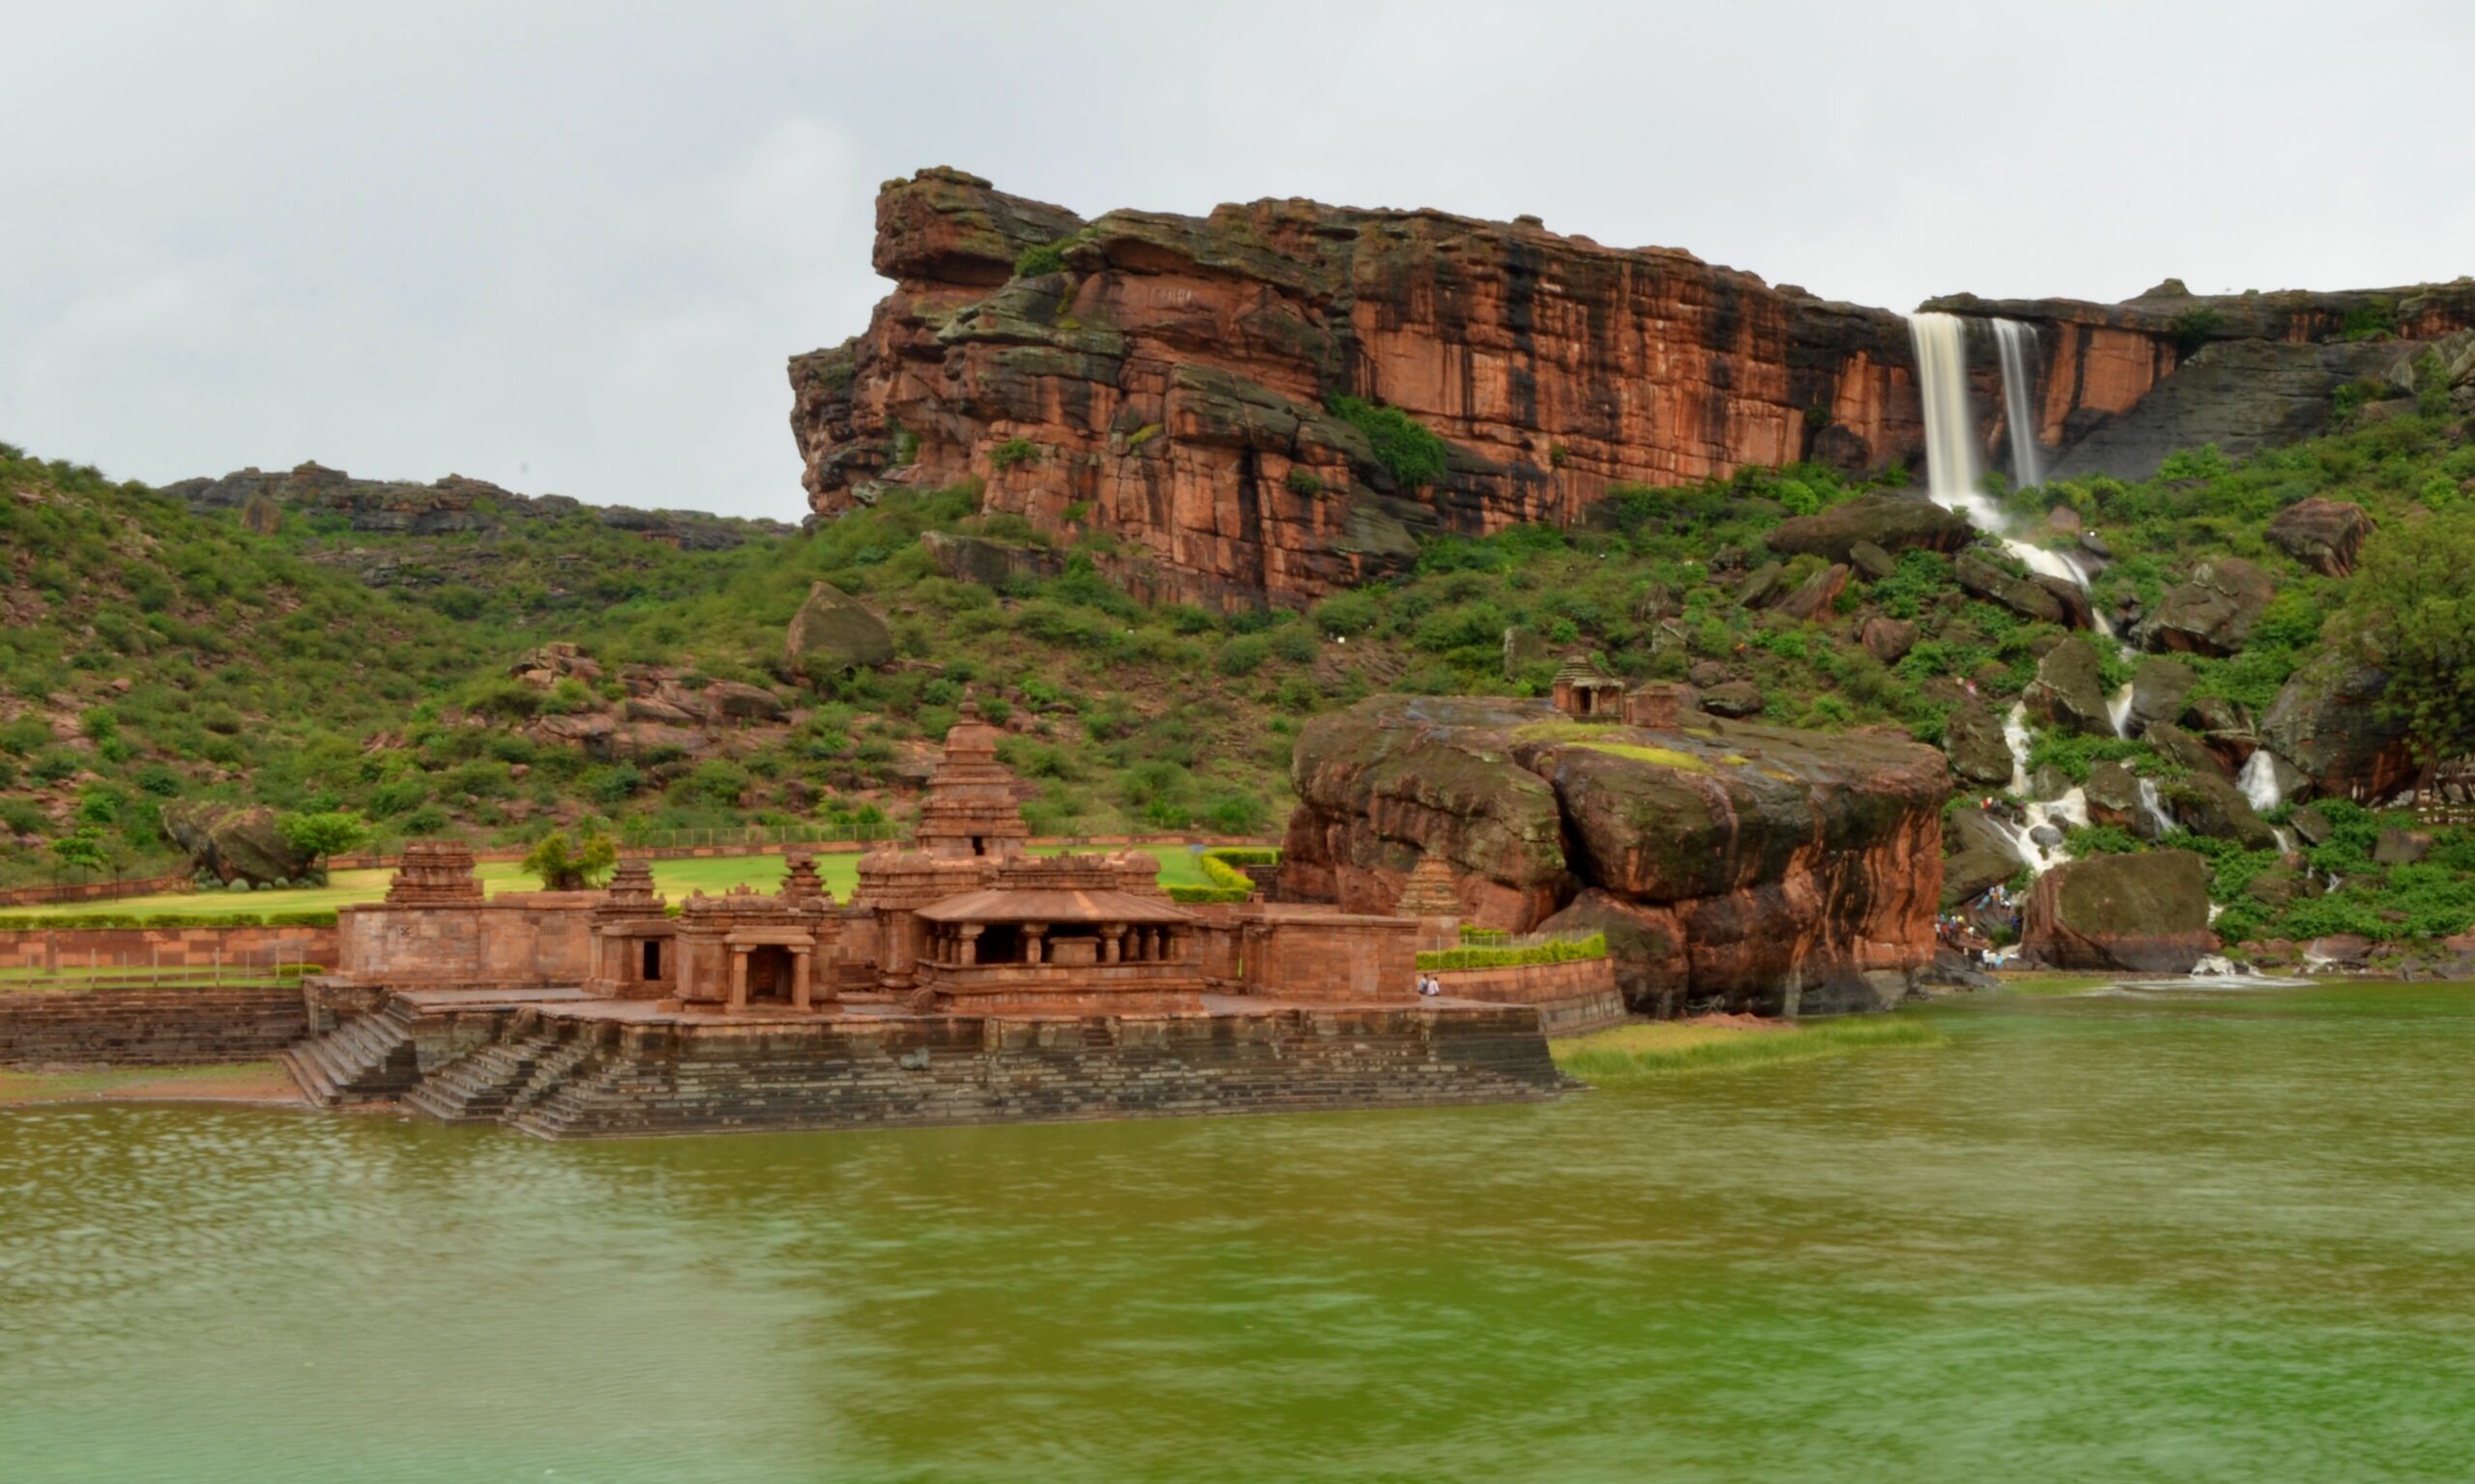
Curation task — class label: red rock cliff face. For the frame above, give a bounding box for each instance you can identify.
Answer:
[1277,694,1947,1016]
[791,168,1928,608]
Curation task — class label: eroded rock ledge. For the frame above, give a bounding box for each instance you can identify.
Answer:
[1277,694,1948,1015]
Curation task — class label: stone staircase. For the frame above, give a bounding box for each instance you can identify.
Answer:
[278,997,420,1105]
[399,1024,566,1124]
[502,1048,634,1140]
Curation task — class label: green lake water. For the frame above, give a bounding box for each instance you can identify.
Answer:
[5,978,2474,1482]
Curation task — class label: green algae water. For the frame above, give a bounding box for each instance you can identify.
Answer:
[6,979,2475,1482]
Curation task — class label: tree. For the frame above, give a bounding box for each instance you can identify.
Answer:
[521,829,618,890]
[279,810,369,864]
[48,830,109,878]
[2350,512,2475,789]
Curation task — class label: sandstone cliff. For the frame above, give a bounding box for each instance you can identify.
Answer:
[792,172,2475,608]
[1277,694,1947,1015]
[792,168,1930,609]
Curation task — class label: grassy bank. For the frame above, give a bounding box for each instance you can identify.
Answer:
[1554,1015,1948,1085]
[0,844,1218,925]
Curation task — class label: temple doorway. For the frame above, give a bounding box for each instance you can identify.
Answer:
[745,946,794,1004]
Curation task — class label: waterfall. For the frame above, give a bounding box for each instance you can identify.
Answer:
[2238,750,2285,813]
[1907,311,2109,634]
[2136,777,2175,838]
[2107,682,2136,739]
[1992,320,2045,489]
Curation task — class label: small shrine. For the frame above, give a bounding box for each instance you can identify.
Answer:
[1392,852,1464,951]
[913,695,1029,858]
[585,857,672,999]
[668,864,841,1013]
[913,852,1203,1013]
[1550,655,1625,720]
[385,839,485,904]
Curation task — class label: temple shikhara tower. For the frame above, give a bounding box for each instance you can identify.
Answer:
[283,703,1613,1137]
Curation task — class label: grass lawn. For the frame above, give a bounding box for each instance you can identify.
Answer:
[1552,1014,1948,1085]
[0,844,1225,924]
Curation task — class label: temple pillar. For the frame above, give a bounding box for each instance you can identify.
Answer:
[1101,923,1125,964]
[959,924,982,965]
[728,948,748,1011]
[792,947,812,1011]
[1025,925,1046,965]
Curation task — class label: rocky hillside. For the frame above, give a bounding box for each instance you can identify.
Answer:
[788,168,2475,610]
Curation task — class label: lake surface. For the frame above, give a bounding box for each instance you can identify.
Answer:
[5,979,2473,1482]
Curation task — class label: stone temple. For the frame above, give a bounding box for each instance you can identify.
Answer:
[282,702,1611,1138]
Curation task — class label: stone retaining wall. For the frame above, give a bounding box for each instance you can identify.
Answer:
[0,873,198,908]
[1431,957,1626,1036]
[0,923,337,974]
[0,984,308,1065]
[501,1003,1562,1139]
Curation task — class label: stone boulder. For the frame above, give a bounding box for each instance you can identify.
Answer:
[1942,704,2017,790]
[2024,636,2114,738]
[1849,539,1897,582]
[2022,850,2219,974]
[703,680,788,723]
[2084,760,2158,838]
[2145,720,2231,779]
[2168,771,2280,850]
[1773,563,1850,622]
[1735,562,1785,609]
[2265,498,2374,577]
[2134,557,2274,656]
[2126,656,2198,738]
[1942,808,2026,908]
[2373,829,2432,866]
[1701,681,1764,718]
[238,492,282,536]
[784,580,895,676]
[2258,651,2417,801]
[1956,551,2071,627]
[1764,495,1973,565]
[1859,617,1917,664]
[160,801,316,887]
[1281,694,1948,1016]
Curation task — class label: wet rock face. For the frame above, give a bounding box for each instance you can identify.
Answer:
[1943,808,2027,908]
[793,169,1934,608]
[2023,849,2219,974]
[1942,703,2017,791]
[2168,771,2280,851]
[1764,495,1973,565]
[2135,557,2275,657]
[2127,656,2198,737]
[2024,636,2114,738]
[2259,651,2417,801]
[1279,693,1948,1015]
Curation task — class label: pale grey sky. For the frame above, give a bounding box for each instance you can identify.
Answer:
[6,0,2470,518]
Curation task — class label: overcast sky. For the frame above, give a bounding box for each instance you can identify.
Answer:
[7,1,2470,518]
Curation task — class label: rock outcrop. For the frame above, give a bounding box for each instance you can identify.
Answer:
[1278,694,1947,1015]
[2134,557,2274,656]
[2022,850,2218,974]
[2024,636,2114,738]
[160,801,315,887]
[2265,498,2375,577]
[794,173,2475,604]
[1763,494,1973,564]
[2258,650,2418,801]
[794,169,1939,608]
[164,462,791,552]
[784,581,896,675]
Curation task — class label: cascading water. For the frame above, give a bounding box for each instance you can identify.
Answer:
[2238,750,2286,813]
[1991,319,2046,489]
[1907,312,2111,634]
[2107,681,2136,739]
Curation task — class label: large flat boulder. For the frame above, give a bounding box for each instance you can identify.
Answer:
[160,801,316,887]
[1942,703,2017,790]
[2022,850,2218,973]
[2024,636,2115,738]
[1764,495,1973,564]
[1282,694,1948,1016]
[2126,655,2198,737]
[784,580,895,675]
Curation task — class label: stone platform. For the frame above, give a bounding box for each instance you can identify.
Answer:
[288,987,1566,1139]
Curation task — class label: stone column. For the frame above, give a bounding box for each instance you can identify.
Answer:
[1102,924,1125,964]
[792,946,812,1011]
[728,948,748,1011]
[959,924,982,965]
[1025,924,1045,965]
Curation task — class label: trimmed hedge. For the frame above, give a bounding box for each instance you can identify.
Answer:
[1167,884,1250,904]
[0,909,341,931]
[1416,934,1608,972]
[1193,845,1281,898]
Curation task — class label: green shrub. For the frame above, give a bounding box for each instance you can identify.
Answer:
[1325,394,1451,487]
[1284,469,1325,497]
[988,438,1042,472]
[1415,934,1608,971]
[1012,241,1069,277]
